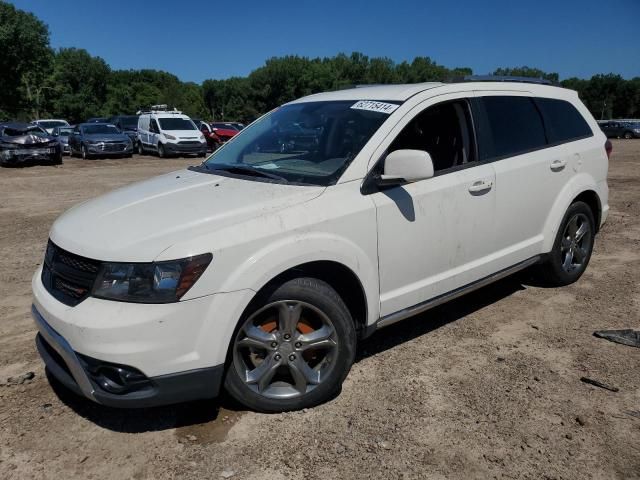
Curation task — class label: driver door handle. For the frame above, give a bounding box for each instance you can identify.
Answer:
[550,158,567,171]
[468,179,493,195]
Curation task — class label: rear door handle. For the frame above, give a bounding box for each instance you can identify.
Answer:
[550,158,567,171]
[468,179,493,195]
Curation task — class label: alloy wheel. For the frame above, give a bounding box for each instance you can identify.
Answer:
[233,300,339,400]
[560,213,592,273]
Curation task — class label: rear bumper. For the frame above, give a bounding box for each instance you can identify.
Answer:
[33,304,224,408]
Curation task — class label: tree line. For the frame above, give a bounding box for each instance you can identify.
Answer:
[2,1,639,125]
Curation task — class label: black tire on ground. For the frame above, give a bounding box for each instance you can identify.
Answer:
[81,144,91,160]
[623,131,633,139]
[158,143,166,158]
[224,277,356,412]
[535,201,596,287]
[137,142,144,155]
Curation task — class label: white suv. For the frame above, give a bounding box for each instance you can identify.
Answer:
[32,80,609,412]
[137,106,207,157]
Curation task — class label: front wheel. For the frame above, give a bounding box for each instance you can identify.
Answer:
[137,142,144,155]
[224,277,356,412]
[158,143,166,158]
[623,131,633,139]
[81,144,91,160]
[536,201,595,286]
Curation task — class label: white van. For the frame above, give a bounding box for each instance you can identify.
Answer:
[33,79,609,412]
[137,106,207,157]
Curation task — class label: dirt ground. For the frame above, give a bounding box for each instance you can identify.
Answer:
[0,142,639,480]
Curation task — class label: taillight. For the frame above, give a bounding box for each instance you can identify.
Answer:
[605,139,613,159]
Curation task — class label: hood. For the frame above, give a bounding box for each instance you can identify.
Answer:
[0,134,56,146]
[163,130,201,140]
[50,169,325,262]
[84,133,130,142]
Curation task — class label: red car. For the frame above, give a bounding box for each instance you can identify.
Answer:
[210,122,240,142]
[193,119,222,151]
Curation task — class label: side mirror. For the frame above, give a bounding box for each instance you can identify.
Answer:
[379,149,434,186]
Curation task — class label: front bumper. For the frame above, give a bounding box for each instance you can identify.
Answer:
[33,304,224,408]
[86,143,133,155]
[164,142,207,155]
[31,267,254,407]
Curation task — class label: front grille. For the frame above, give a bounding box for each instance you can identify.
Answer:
[41,241,100,306]
[178,141,201,145]
[100,143,127,152]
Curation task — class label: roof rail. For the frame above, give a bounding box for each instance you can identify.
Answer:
[451,75,557,86]
[136,104,183,115]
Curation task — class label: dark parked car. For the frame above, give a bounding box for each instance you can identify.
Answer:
[0,122,62,166]
[600,121,640,139]
[51,126,75,155]
[68,123,133,159]
[109,115,140,145]
[86,117,110,123]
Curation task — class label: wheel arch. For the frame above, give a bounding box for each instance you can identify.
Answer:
[250,260,370,338]
[542,174,603,252]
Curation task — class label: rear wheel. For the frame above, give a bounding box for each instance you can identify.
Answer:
[623,131,633,139]
[536,201,595,286]
[225,277,356,412]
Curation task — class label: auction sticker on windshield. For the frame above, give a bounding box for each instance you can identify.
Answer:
[350,100,399,114]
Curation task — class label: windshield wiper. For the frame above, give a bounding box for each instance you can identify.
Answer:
[209,164,288,182]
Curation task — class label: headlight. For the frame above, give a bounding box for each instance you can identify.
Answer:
[164,133,177,140]
[92,254,212,303]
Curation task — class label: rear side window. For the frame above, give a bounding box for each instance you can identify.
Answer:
[535,98,593,144]
[479,96,547,159]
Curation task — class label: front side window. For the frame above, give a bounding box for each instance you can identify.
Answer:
[480,96,547,159]
[158,118,196,131]
[388,99,475,173]
[535,98,592,144]
[202,100,396,186]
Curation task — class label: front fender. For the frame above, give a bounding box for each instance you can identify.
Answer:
[217,232,380,327]
[541,172,602,252]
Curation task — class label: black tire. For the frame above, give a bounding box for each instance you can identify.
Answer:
[158,143,166,158]
[137,142,144,155]
[623,131,633,139]
[224,277,356,412]
[536,201,596,286]
[81,144,91,160]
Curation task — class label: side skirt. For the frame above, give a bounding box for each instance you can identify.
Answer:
[370,255,543,333]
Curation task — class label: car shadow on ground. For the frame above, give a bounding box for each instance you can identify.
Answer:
[47,273,530,433]
[356,274,528,362]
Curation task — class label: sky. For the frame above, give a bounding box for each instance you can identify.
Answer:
[9,0,640,83]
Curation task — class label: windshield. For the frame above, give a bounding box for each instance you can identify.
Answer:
[203,100,397,186]
[39,120,67,129]
[118,116,139,129]
[3,126,48,137]
[159,118,196,131]
[57,127,74,136]
[83,124,120,135]
[212,123,239,130]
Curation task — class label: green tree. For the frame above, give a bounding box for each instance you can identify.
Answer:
[47,48,110,123]
[0,1,53,119]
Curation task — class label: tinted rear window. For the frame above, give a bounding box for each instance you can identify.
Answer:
[535,98,592,144]
[480,96,547,159]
